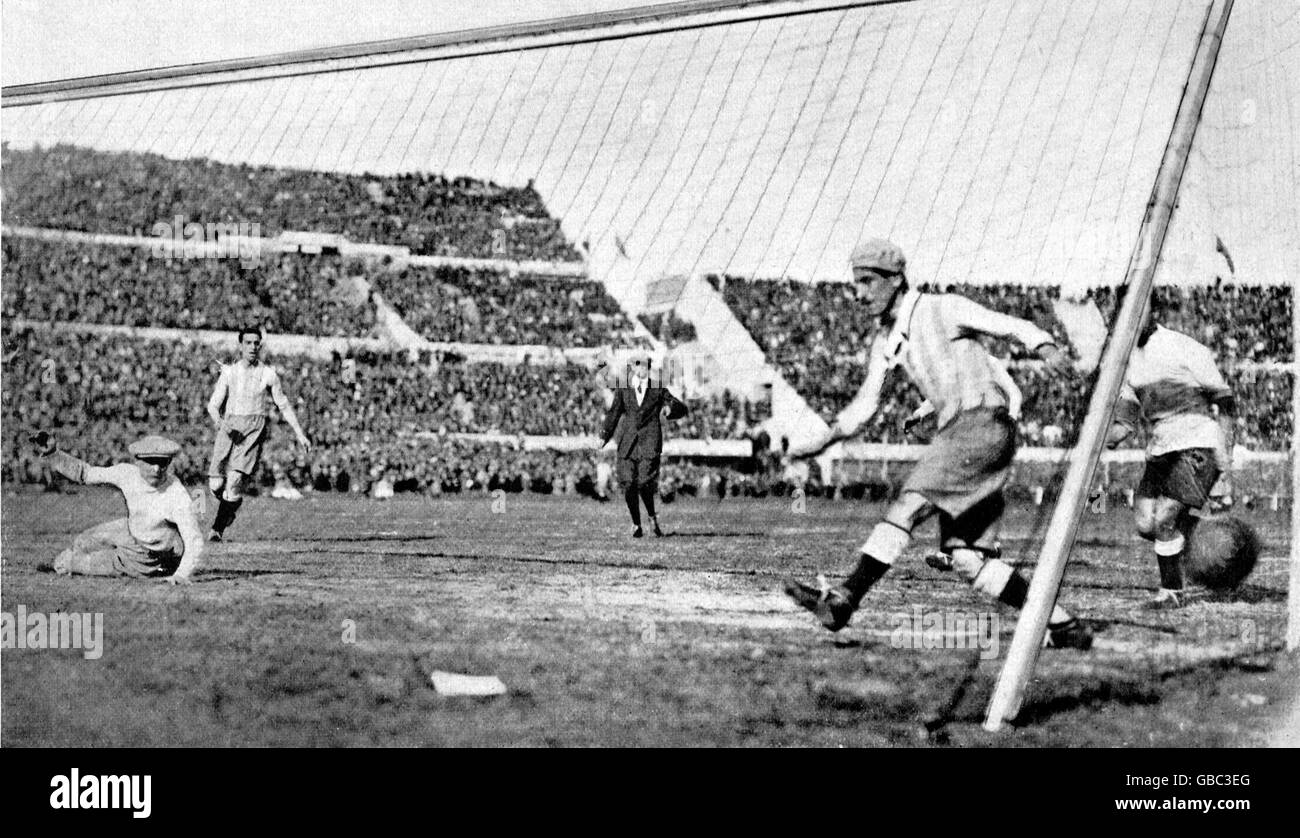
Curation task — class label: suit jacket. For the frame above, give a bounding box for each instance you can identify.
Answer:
[601,384,689,460]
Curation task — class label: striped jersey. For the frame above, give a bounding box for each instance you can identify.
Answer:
[875,290,1055,431]
[212,361,281,417]
[1118,325,1231,457]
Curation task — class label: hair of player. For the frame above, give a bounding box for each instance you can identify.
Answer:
[237,326,264,343]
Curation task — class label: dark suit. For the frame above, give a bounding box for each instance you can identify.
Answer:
[601,383,688,488]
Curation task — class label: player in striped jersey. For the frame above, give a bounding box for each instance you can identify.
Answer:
[1105,311,1235,609]
[784,238,1093,649]
[206,327,311,541]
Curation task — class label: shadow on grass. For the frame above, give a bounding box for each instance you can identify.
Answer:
[200,569,306,581]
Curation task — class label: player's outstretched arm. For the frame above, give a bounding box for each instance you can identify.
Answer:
[599,389,625,447]
[269,370,311,451]
[1106,382,1141,448]
[166,507,206,585]
[207,367,229,428]
[947,294,1073,376]
[791,338,891,459]
[660,390,689,421]
[29,431,112,485]
[1187,340,1237,471]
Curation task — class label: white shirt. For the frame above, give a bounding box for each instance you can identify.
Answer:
[81,463,203,556]
[635,380,647,405]
[212,361,282,417]
[1120,325,1232,457]
[838,291,1054,433]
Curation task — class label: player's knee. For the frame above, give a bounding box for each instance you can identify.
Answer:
[1134,507,1161,540]
[224,473,246,501]
[950,548,986,582]
[209,477,225,496]
[1142,506,1182,540]
[887,492,933,529]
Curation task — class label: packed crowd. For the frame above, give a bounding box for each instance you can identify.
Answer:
[1092,282,1293,364]
[0,328,777,492]
[716,275,1293,449]
[371,264,642,347]
[3,237,376,337]
[676,389,772,441]
[2,144,580,261]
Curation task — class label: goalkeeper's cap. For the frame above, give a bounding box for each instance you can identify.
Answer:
[129,435,181,461]
[849,238,907,274]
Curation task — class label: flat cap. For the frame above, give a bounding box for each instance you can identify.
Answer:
[849,238,907,274]
[129,435,181,459]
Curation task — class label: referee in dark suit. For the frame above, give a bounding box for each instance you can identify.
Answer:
[600,354,688,537]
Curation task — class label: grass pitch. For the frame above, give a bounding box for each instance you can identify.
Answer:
[2,488,1294,747]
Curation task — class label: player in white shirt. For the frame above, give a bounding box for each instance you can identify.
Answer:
[31,432,204,584]
[206,328,311,541]
[1106,313,1236,609]
[784,239,1092,648]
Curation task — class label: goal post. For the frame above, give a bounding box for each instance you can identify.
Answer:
[1290,279,1299,651]
[984,0,1236,731]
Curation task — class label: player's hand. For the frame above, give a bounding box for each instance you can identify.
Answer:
[1037,344,1074,378]
[297,435,312,453]
[1104,422,1130,449]
[28,430,57,456]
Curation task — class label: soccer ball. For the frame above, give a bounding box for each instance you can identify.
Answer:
[1185,515,1260,590]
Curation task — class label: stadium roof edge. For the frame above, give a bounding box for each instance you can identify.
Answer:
[1,0,911,106]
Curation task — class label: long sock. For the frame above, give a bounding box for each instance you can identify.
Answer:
[979,563,1072,625]
[624,486,641,528]
[213,498,243,534]
[639,483,657,520]
[1155,534,1185,590]
[842,522,911,604]
[843,554,890,604]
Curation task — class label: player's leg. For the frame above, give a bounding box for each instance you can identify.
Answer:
[786,408,1026,633]
[640,456,663,536]
[1135,449,1219,608]
[210,469,248,540]
[55,519,135,576]
[785,489,935,630]
[942,495,1091,648]
[208,427,234,541]
[618,457,642,536]
[211,419,267,540]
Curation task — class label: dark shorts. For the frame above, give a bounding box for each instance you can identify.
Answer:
[616,456,660,488]
[1137,448,1220,509]
[210,415,269,478]
[904,407,1016,519]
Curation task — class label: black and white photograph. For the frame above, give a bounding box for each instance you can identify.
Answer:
[1,0,1297,772]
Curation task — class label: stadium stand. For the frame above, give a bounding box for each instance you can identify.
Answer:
[1,144,581,261]
[3,236,377,337]
[0,327,773,495]
[367,263,640,347]
[712,274,1293,450]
